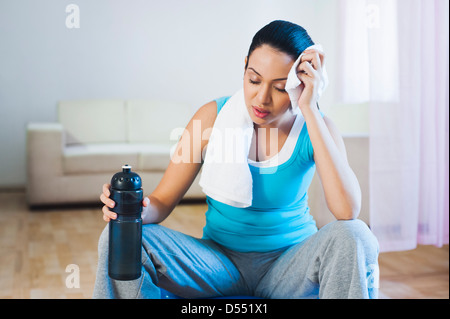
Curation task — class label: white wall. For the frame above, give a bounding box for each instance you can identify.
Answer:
[0,0,366,188]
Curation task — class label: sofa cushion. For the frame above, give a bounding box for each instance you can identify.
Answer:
[126,99,192,144]
[62,143,174,174]
[58,100,126,145]
[63,143,139,174]
[138,143,173,171]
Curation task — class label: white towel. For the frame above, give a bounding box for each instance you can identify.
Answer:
[199,89,254,207]
[199,44,328,208]
[285,44,329,116]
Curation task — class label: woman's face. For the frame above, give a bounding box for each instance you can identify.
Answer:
[244,44,296,127]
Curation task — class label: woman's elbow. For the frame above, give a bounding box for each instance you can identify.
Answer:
[336,209,359,221]
[330,199,361,220]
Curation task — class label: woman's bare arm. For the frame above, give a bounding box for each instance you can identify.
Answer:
[143,100,218,224]
[101,100,218,224]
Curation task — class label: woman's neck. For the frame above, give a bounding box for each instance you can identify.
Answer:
[254,110,297,136]
[250,111,297,162]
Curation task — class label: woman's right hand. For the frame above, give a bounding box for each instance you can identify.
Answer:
[100,183,117,222]
[100,183,154,223]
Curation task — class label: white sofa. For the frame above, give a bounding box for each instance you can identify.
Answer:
[26,99,369,226]
[26,99,203,206]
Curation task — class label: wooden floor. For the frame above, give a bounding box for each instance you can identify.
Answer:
[0,191,448,299]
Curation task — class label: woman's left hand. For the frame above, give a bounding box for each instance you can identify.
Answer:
[296,49,326,113]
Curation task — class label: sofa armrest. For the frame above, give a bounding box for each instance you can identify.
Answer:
[26,123,65,162]
[26,122,65,204]
[27,122,64,132]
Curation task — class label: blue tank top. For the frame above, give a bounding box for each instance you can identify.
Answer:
[202,96,319,252]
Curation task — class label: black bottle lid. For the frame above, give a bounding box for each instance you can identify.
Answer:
[111,165,142,191]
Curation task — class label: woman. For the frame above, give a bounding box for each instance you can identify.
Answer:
[94,20,379,299]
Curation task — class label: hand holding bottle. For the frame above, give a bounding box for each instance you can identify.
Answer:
[100,183,152,222]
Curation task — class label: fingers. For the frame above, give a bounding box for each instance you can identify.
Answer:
[298,49,326,83]
[141,197,150,220]
[102,183,111,197]
[100,192,115,208]
[102,205,117,222]
[298,60,317,78]
[308,49,325,68]
[100,183,116,222]
[300,49,325,72]
[100,184,115,207]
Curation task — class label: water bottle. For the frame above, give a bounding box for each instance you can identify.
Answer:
[108,164,143,280]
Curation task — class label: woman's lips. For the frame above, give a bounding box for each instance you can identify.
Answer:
[252,106,270,119]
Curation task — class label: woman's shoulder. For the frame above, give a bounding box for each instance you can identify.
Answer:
[191,100,217,126]
[193,95,231,121]
[214,96,231,114]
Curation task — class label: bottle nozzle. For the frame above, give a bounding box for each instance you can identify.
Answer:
[122,164,131,173]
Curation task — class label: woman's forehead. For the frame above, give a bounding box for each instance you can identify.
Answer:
[247,45,294,80]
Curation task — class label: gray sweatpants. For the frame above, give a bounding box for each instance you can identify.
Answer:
[93,219,379,299]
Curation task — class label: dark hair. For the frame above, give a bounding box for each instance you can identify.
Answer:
[245,20,314,69]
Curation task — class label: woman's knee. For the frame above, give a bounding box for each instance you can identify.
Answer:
[325,219,379,254]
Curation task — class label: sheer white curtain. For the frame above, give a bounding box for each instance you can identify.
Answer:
[338,0,449,252]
